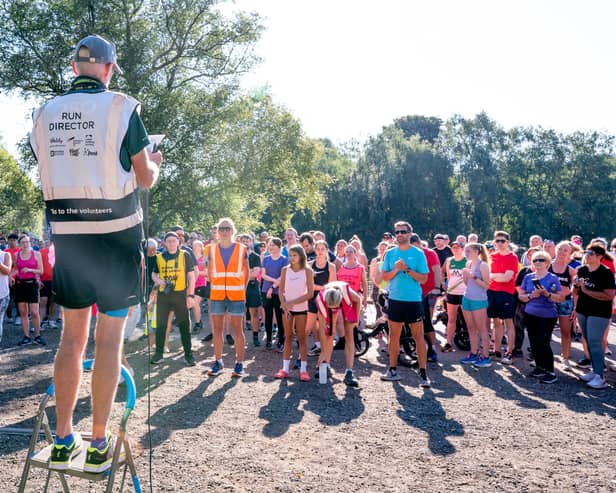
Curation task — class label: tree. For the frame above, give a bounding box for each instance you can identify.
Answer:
[0,147,43,234]
[394,115,442,144]
[2,0,320,234]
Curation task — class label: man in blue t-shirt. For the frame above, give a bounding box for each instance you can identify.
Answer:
[381,221,430,387]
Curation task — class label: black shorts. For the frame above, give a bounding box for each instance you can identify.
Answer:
[422,295,434,333]
[446,293,463,305]
[307,292,319,314]
[40,280,53,298]
[246,281,262,308]
[15,279,40,304]
[388,299,423,324]
[53,233,142,313]
[195,285,208,298]
[487,290,515,320]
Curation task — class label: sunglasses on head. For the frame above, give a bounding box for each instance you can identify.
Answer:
[395,230,410,235]
[494,238,507,243]
[584,250,596,256]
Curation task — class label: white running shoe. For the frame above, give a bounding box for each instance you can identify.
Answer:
[579,371,596,383]
[586,375,608,389]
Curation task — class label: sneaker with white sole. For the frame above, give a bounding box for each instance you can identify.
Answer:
[562,359,574,372]
[83,432,114,473]
[579,371,597,383]
[380,368,401,381]
[307,344,321,356]
[586,374,608,389]
[49,432,83,471]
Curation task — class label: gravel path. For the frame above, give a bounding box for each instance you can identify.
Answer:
[1,318,616,492]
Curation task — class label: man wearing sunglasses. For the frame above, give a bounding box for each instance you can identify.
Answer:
[488,231,519,365]
[380,221,430,387]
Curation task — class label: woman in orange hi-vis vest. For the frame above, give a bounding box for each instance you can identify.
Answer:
[207,218,249,378]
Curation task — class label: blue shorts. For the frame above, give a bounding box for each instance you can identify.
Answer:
[210,298,246,316]
[556,298,574,316]
[462,297,489,312]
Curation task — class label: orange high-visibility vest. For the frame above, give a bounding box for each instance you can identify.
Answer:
[209,242,247,301]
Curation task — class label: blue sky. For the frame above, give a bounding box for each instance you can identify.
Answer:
[2,0,615,157]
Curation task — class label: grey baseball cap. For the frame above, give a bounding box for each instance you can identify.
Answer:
[73,35,123,74]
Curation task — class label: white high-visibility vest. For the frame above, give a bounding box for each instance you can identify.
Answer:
[30,90,142,235]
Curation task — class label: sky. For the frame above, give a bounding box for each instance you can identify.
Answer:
[2,0,616,157]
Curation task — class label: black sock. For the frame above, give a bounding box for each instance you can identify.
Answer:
[420,368,427,378]
[390,366,397,372]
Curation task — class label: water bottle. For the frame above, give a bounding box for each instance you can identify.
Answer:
[319,362,327,384]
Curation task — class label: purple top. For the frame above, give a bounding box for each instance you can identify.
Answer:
[521,272,562,318]
[261,255,288,294]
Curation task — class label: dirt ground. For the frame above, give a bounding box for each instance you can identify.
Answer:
[1,313,616,493]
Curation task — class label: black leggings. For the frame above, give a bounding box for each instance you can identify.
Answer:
[524,312,556,372]
[263,294,284,345]
[155,291,192,358]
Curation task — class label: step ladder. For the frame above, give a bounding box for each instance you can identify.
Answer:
[18,359,142,492]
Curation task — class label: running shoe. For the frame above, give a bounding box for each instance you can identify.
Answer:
[201,333,213,342]
[528,368,547,379]
[274,369,289,379]
[226,334,235,346]
[419,373,431,388]
[184,354,196,367]
[192,322,202,334]
[253,333,261,347]
[344,370,359,387]
[489,350,502,359]
[579,371,597,383]
[501,353,513,365]
[231,362,244,378]
[208,361,224,376]
[576,357,591,369]
[586,375,608,389]
[380,368,401,381]
[150,353,163,364]
[293,359,301,370]
[441,343,454,353]
[49,432,83,471]
[460,353,479,365]
[245,321,252,331]
[605,348,612,356]
[15,316,22,326]
[275,343,284,353]
[265,341,273,350]
[17,336,32,346]
[308,344,321,356]
[83,432,114,473]
[427,351,438,363]
[562,359,574,372]
[299,371,311,382]
[34,335,46,346]
[472,356,492,368]
[540,372,558,384]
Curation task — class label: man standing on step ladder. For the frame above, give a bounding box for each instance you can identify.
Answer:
[30,34,162,473]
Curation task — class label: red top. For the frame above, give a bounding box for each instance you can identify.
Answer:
[601,257,616,274]
[40,247,53,281]
[337,263,365,293]
[421,247,440,296]
[488,252,519,294]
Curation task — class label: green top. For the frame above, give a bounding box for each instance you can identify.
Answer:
[66,76,150,171]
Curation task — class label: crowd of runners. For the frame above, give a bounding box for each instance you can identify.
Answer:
[1,223,615,391]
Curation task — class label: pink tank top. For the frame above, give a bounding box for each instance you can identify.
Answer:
[195,256,207,288]
[337,263,364,293]
[283,267,308,312]
[16,250,37,279]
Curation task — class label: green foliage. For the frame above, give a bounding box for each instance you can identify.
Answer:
[0,147,43,234]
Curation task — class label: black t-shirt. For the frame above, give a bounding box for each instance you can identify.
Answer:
[146,254,158,291]
[514,267,531,302]
[576,264,614,319]
[434,247,453,267]
[306,250,317,263]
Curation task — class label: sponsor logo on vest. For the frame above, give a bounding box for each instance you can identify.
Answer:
[84,149,98,156]
[69,148,79,157]
[50,150,65,157]
[85,134,95,146]
[50,137,64,147]
[67,136,83,147]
